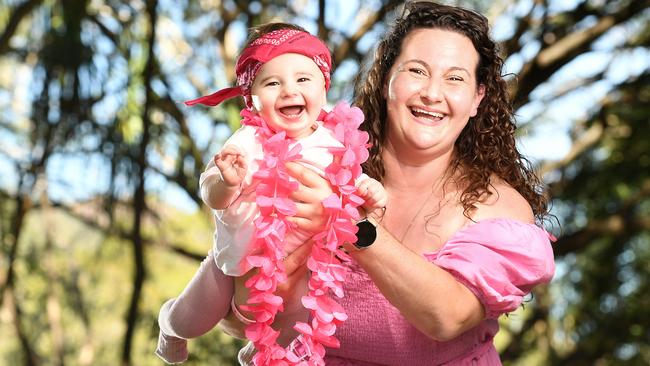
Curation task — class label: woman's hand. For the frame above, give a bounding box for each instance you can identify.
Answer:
[219,163,332,338]
[285,162,334,233]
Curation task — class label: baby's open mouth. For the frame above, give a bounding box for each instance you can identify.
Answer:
[279,105,305,116]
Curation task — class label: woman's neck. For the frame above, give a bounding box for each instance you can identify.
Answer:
[381,143,455,193]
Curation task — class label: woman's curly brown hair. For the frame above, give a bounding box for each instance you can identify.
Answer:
[354,1,549,221]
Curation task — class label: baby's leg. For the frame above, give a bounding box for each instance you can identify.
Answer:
[156,251,233,363]
[164,251,233,336]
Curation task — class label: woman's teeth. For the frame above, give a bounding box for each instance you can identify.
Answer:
[411,108,444,120]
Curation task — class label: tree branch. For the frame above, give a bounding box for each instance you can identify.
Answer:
[0,0,44,54]
[500,0,536,57]
[538,120,604,176]
[6,289,40,365]
[553,179,650,256]
[333,0,402,65]
[121,0,157,363]
[512,0,650,108]
[47,196,206,262]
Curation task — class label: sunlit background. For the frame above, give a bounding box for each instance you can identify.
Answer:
[0,0,648,365]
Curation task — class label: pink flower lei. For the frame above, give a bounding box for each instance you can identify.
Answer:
[238,101,368,365]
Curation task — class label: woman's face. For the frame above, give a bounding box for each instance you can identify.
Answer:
[384,28,485,161]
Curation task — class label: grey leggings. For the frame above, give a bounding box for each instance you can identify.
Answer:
[156,250,309,364]
[159,251,233,339]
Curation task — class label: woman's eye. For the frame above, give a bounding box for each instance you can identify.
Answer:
[409,68,427,76]
[448,75,464,82]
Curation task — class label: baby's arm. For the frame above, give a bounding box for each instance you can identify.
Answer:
[201,145,248,210]
[356,177,388,213]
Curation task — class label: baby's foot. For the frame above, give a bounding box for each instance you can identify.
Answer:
[155,331,188,364]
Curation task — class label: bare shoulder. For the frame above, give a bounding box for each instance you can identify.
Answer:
[472,176,535,224]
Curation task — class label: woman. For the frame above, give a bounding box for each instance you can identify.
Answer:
[223,2,555,365]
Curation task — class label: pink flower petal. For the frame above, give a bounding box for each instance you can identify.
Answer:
[293,322,313,335]
[321,194,341,210]
[273,197,297,215]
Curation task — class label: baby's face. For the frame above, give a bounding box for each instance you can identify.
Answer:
[250,53,327,139]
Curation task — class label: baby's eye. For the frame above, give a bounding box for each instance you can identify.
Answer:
[297,77,310,82]
[265,81,280,87]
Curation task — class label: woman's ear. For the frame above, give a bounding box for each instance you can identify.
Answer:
[470,84,486,117]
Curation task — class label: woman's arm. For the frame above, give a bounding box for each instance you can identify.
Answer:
[289,164,536,341]
[287,164,481,340]
[344,181,536,341]
[343,222,484,342]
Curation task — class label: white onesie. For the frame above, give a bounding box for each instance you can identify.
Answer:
[199,122,368,276]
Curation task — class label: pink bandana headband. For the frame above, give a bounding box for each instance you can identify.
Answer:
[185,29,332,109]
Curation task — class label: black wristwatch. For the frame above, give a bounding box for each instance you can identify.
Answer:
[354,218,377,250]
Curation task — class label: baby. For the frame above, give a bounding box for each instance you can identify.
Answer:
[156,23,386,364]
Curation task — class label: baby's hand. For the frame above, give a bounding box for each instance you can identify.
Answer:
[214,145,247,187]
[356,178,387,211]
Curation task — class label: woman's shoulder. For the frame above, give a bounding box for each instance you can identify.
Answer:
[471,175,534,224]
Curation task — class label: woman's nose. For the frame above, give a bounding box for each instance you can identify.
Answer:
[420,78,443,102]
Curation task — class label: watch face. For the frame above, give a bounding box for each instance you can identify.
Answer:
[355,220,377,249]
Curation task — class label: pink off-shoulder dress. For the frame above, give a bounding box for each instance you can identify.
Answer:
[323,218,555,366]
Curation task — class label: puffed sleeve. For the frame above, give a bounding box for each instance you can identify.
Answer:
[432,218,555,319]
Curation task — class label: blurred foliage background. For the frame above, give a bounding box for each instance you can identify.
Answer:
[0,0,649,365]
